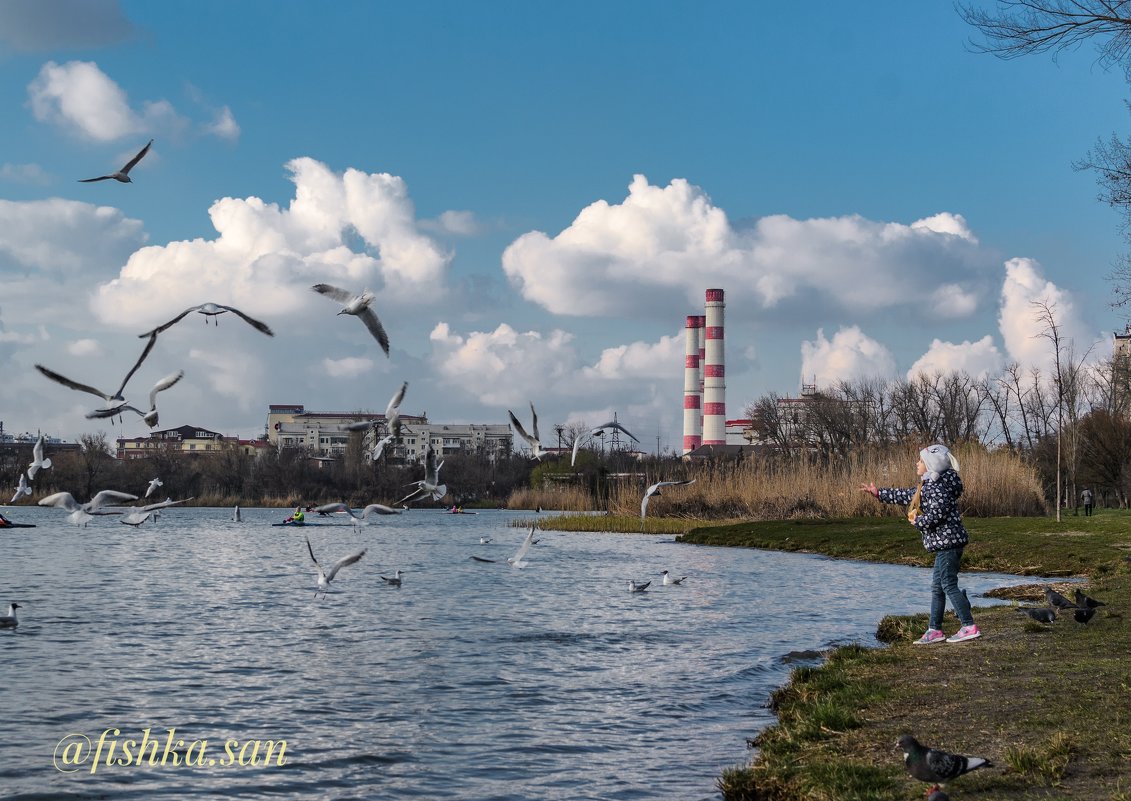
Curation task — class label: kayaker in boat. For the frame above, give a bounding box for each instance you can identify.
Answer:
[284,506,305,524]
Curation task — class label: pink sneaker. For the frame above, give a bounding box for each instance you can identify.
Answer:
[946,625,981,643]
[913,628,945,645]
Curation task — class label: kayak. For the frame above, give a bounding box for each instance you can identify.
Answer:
[0,520,35,528]
[448,510,478,515]
[271,520,353,527]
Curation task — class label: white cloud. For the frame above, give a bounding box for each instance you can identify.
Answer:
[0,197,146,274]
[90,157,451,332]
[420,210,480,236]
[582,333,685,380]
[928,283,979,318]
[997,257,1096,373]
[0,0,135,51]
[0,163,50,185]
[429,321,578,406]
[322,355,373,379]
[67,338,102,356]
[187,347,266,413]
[908,335,1004,380]
[800,326,896,387]
[27,60,233,143]
[501,174,990,321]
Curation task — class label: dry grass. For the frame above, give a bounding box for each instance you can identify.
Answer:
[604,444,1046,520]
[505,485,594,512]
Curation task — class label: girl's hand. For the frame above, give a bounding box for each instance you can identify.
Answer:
[907,511,918,525]
[859,481,879,498]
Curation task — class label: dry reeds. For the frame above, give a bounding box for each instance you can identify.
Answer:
[603,444,1046,520]
[505,485,593,512]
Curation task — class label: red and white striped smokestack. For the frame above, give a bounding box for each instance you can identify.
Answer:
[697,315,706,396]
[682,315,703,454]
[702,289,726,445]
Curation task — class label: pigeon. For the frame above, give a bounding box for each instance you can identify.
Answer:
[79,139,153,183]
[898,734,992,785]
[507,525,536,568]
[0,602,20,629]
[1016,606,1056,623]
[140,302,274,338]
[312,283,389,355]
[628,580,651,592]
[661,570,687,586]
[641,479,696,521]
[570,419,640,466]
[86,369,184,428]
[35,333,158,422]
[1044,586,1077,611]
[380,570,403,587]
[39,490,138,526]
[27,434,52,480]
[10,473,32,504]
[305,537,367,599]
[145,478,163,498]
[508,402,549,460]
[1072,606,1097,624]
[1074,589,1106,609]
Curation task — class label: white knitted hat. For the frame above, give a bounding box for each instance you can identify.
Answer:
[920,444,959,480]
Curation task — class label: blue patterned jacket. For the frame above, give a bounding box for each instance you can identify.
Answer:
[877,469,969,552]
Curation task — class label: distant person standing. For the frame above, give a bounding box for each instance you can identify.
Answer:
[860,444,980,644]
[1081,487,1094,517]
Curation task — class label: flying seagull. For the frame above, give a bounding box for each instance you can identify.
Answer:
[305,536,367,599]
[79,139,153,183]
[39,489,138,526]
[1015,606,1056,624]
[0,602,20,629]
[508,402,548,460]
[120,496,191,526]
[86,369,184,429]
[397,445,446,505]
[312,283,389,355]
[661,570,687,586]
[10,473,32,504]
[897,734,992,786]
[1074,589,1106,609]
[145,478,163,499]
[233,505,241,522]
[571,419,640,466]
[641,479,696,521]
[35,333,158,422]
[1044,586,1077,612]
[27,434,52,480]
[507,525,537,568]
[140,303,274,338]
[311,501,402,525]
[380,570,403,587]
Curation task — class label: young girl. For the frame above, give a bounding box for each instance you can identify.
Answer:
[860,444,980,644]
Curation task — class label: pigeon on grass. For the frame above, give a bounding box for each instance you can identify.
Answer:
[1015,606,1056,624]
[898,734,992,785]
[1072,606,1097,624]
[1074,589,1106,609]
[1044,586,1077,611]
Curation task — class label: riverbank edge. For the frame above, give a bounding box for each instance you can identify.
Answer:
[674,516,1131,801]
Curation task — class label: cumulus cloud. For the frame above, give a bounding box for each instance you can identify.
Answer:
[501,174,990,321]
[800,326,896,387]
[908,335,1004,380]
[582,334,685,381]
[90,157,451,331]
[420,210,480,236]
[429,322,579,406]
[188,347,267,413]
[928,283,979,318]
[27,60,236,143]
[322,355,374,379]
[0,0,134,51]
[997,257,1096,373]
[0,198,146,275]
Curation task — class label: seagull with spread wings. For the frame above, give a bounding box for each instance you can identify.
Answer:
[39,489,138,527]
[508,402,549,461]
[306,537,367,598]
[397,444,447,505]
[79,139,153,183]
[312,283,390,355]
[140,303,274,338]
[85,369,184,429]
[35,334,159,422]
[27,434,52,480]
[641,479,696,522]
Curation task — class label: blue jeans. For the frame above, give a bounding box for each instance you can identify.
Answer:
[929,547,974,630]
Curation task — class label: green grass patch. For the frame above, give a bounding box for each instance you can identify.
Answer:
[1002,731,1075,786]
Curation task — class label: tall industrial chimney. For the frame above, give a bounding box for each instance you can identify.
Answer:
[702,289,726,445]
[682,315,703,454]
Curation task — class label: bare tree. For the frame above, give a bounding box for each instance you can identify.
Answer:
[1034,300,1068,519]
[958,1,1131,68]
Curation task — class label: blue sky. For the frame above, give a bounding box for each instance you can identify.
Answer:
[1,1,1128,453]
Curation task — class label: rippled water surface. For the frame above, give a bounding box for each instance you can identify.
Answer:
[0,506,1039,800]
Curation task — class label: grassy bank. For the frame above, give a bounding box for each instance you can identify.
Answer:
[685,510,1131,801]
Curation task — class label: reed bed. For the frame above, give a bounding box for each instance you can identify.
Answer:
[505,485,593,512]
[604,444,1046,520]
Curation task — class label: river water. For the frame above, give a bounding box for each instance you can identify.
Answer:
[0,506,1040,800]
